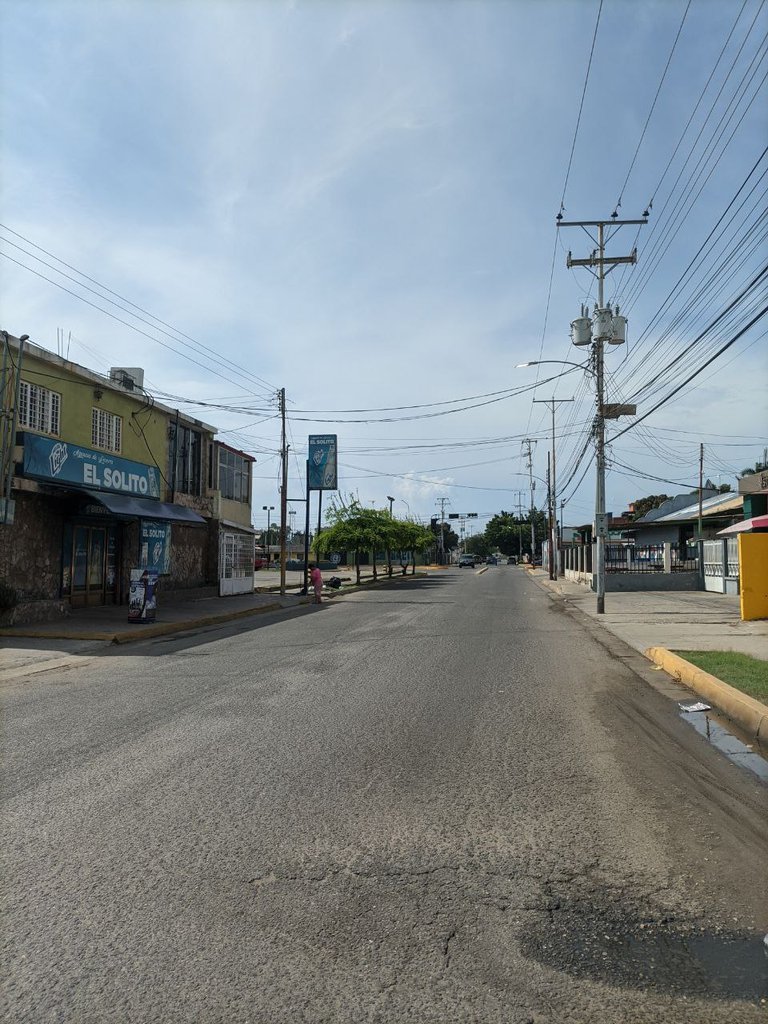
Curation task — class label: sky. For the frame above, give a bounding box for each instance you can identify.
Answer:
[1,0,766,535]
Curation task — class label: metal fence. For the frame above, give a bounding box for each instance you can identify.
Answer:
[604,543,697,573]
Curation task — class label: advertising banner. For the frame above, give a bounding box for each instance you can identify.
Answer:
[22,433,161,498]
[140,520,171,575]
[308,434,338,490]
[128,568,158,622]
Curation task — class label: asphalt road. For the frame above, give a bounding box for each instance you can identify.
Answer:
[2,567,767,1023]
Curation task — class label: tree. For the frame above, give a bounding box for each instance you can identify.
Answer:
[428,519,459,563]
[318,500,394,583]
[631,494,671,521]
[389,520,434,575]
[465,534,490,558]
[485,509,547,557]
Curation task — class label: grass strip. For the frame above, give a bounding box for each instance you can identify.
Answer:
[675,650,768,704]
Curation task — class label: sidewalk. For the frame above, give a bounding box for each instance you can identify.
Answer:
[528,568,768,661]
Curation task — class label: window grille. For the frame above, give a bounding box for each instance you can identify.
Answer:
[91,408,122,453]
[19,382,61,435]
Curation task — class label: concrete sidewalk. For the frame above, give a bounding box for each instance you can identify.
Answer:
[528,568,768,661]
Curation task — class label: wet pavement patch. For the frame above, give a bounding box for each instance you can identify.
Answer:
[680,710,768,783]
[521,915,768,1002]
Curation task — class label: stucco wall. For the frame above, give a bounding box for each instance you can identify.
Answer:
[739,533,768,621]
[0,491,63,602]
[602,571,699,592]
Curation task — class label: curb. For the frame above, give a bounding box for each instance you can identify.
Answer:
[645,646,768,745]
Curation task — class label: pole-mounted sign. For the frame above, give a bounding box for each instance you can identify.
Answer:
[308,435,338,491]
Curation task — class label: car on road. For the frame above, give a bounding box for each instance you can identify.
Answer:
[458,554,476,567]
[487,556,498,565]
[507,556,517,565]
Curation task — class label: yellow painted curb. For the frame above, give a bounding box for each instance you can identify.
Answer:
[645,646,768,744]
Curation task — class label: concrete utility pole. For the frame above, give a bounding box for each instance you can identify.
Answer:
[522,439,537,559]
[698,443,704,541]
[546,452,553,580]
[279,388,288,595]
[515,491,526,559]
[435,497,451,564]
[533,396,574,580]
[558,215,645,613]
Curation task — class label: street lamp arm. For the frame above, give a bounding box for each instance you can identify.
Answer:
[516,359,593,376]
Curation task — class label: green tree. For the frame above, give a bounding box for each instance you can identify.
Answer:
[631,494,671,520]
[485,509,546,557]
[318,500,394,583]
[428,519,459,563]
[465,534,490,558]
[389,520,434,575]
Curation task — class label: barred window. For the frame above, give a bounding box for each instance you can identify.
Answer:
[91,408,122,453]
[19,381,61,435]
[218,447,251,503]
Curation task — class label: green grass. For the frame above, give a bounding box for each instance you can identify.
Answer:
[675,650,768,703]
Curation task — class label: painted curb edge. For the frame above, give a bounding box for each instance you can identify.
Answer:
[645,646,768,745]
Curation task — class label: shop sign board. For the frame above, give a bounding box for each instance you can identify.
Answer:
[140,520,171,575]
[23,433,161,498]
[308,435,338,491]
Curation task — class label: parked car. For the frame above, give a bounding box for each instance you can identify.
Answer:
[458,554,476,567]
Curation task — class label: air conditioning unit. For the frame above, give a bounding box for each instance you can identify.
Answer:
[110,367,145,391]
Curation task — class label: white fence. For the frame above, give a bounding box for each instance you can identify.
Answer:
[703,538,740,594]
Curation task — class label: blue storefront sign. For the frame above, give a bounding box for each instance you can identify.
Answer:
[22,434,161,498]
[140,520,171,575]
[308,434,338,491]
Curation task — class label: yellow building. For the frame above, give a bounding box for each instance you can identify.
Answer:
[0,331,255,623]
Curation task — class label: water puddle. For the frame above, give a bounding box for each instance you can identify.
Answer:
[680,709,768,783]
[522,920,768,1002]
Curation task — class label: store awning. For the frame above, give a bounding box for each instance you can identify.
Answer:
[84,490,207,524]
[717,514,768,536]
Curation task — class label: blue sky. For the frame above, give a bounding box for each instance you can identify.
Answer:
[1,0,766,532]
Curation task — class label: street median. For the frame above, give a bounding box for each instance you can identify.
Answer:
[645,646,768,745]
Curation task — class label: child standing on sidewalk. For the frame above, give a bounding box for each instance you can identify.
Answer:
[309,563,323,604]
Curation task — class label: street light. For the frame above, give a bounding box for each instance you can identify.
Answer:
[262,505,275,565]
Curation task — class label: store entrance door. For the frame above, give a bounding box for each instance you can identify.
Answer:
[69,524,118,607]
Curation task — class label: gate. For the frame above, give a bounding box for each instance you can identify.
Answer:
[220,532,255,596]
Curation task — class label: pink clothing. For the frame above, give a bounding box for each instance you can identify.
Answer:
[310,567,323,599]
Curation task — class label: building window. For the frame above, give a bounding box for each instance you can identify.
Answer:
[91,408,122,453]
[218,447,251,504]
[19,381,61,435]
[169,422,202,496]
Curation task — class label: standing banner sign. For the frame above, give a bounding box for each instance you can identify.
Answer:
[308,435,338,491]
[128,569,158,622]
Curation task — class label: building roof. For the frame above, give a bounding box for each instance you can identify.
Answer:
[637,491,742,525]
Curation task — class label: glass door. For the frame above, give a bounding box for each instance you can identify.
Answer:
[69,525,109,607]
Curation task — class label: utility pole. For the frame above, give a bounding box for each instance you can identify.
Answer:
[558,214,646,613]
[533,396,574,580]
[279,388,288,595]
[515,491,525,559]
[436,496,450,564]
[522,439,537,559]
[698,442,704,541]
[546,452,553,580]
